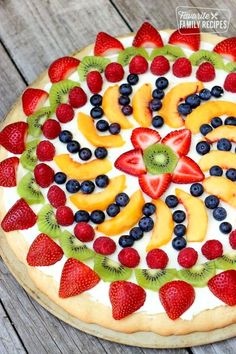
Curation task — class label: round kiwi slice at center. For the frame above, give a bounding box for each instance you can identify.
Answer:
[143,144,178,175]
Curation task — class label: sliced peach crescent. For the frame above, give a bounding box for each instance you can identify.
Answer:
[205,125,236,143]
[199,151,236,171]
[185,101,236,133]
[96,190,145,236]
[54,154,112,180]
[102,85,133,129]
[132,83,152,127]
[203,177,236,208]
[146,199,174,251]
[70,175,126,211]
[158,81,204,128]
[175,188,208,242]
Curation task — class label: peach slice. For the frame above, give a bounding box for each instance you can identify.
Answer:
[102,85,133,129]
[185,101,236,133]
[203,177,236,208]
[158,81,204,128]
[205,125,236,143]
[146,199,174,251]
[96,190,145,236]
[54,154,112,180]
[175,188,208,242]
[132,83,152,127]
[199,151,236,171]
[70,175,126,211]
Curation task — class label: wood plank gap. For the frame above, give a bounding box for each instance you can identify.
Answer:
[186,347,194,354]
[109,0,134,32]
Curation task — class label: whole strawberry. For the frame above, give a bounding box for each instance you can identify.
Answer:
[34,163,54,188]
[86,71,103,93]
[150,56,170,76]
[47,185,66,208]
[0,122,28,154]
[208,270,236,306]
[0,157,19,187]
[172,58,192,77]
[196,62,215,82]
[224,73,236,93]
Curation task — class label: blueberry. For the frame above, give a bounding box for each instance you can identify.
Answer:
[95,175,109,188]
[165,195,179,208]
[152,115,164,128]
[199,88,211,101]
[172,237,187,251]
[213,207,227,221]
[142,202,156,216]
[109,123,121,135]
[66,179,80,193]
[196,141,211,155]
[96,120,109,132]
[205,195,219,209]
[178,103,192,115]
[106,203,120,217]
[174,224,186,237]
[59,130,73,143]
[127,74,139,85]
[211,86,224,98]
[79,147,92,161]
[90,210,105,224]
[80,180,95,194]
[54,172,67,184]
[209,165,223,176]
[122,105,133,116]
[173,210,186,223]
[67,140,80,153]
[200,124,213,136]
[225,116,236,126]
[152,89,165,99]
[219,222,232,234]
[156,77,169,90]
[217,138,232,151]
[90,94,103,106]
[226,168,236,181]
[118,95,130,106]
[149,99,162,111]
[95,147,108,159]
[185,94,201,108]
[119,235,134,248]
[115,193,129,207]
[90,106,104,119]
[74,210,90,223]
[129,227,143,240]
[211,117,223,128]
[139,217,154,232]
[119,83,132,96]
[190,183,204,197]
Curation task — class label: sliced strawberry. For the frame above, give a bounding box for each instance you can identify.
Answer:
[172,156,204,184]
[168,28,200,51]
[213,37,236,61]
[0,157,19,187]
[48,56,80,83]
[208,270,236,306]
[133,22,163,48]
[131,127,161,150]
[139,173,171,199]
[22,88,48,116]
[115,149,146,176]
[162,129,191,156]
[94,32,124,56]
[0,122,28,154]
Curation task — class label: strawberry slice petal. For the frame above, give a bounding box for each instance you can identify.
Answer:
[213,37,236,61]
[94,32,124,56]
[22,88,49,116]
[172,156,204,184]
[115,149,146,176]
[0,157,19,187]
[168,28,200,51]
[162,129,191,156]
[133,22,164,48]
[0,122,28,154]
[139,173,172,199]
[48,56,80,83]
[131,127,161,150]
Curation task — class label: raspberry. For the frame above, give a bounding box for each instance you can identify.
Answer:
[86,71,103,93]
[69,86,87,108]
[229,230,236,249]
[129,55,148,74]
[201,239,223,260]
[74,222,95,242]
[56,206,74,226]
[224,73,236,93]
[118,247,140,268]
[196,62,215,82]
[146,248,169,269]
[42,119,61,139]
[47,185,66,208]
[105,62,124,82]
[34,163,54,188]
[56,103,74,123]
[177,247,198,268]
[150,56,170,75]
[93,236,116,255]
[36,140,55,161]
[172,58,192,77]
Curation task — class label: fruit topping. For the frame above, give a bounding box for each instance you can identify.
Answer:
[150,44,186,61]
[230,231,236,249]
[131,127,161,150]
[78,56,110,81]
[129,55,148,74]
[0,122,28,154]
[196,141,211,155]
[48,56,80,83]
[213,206,227,221]
[42,119,61,139]
[199,151,236,171]
[226,168,236,181]
[47,185,66,208]
[178,262,215,287]
[161,129,191,157]
[224,73,236,93]
[211,85,224,97]
[205,125,236,143]
[21,140,39,171]
[115,149,146,176]
[152,115,164,128]
[208,270,236,306]
[86,70,103,93]
[104,62,124,82]
[196,62,215,82]
[17,172,44,205]
[0,157,19,187]
[37,204,61,238]
[189,50,224,69]
[172,156,204,183]
[34,163,54,188]
[27,106,52,138]
[60,230,94,261]
[190,183,204,197]
[74,210,90,223]
[74,222,95,242]
[55,206,74,226]
[119,235,134,248]
[169,27,200,51]
[56,103,74,123]
[146,248,169,269]
[143,144,178,175]
[132,22,163,48]
[49,79,78,112]
[219,222,232,234]
[54,172,67,185]
[36,140,55,161]
[93,237,116,256]
[177,247,198,269]
[213,37,236,61]
[139,216,154,232]
[165,195,179,208]
[202,240,223,260]
[172,58,192,77]
[118,247,140,268]
[203,176,236,208]
[135,268,176,291]
[142,202,156,216]
[172,237,187,251]
[94,32,124,56]
[150,56,170,75]
[132,83,152,127]
[139,173,172,199]
[94,254,132,282]
[22,88,48,116]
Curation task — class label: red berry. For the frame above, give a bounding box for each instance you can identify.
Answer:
[34,163,54,188]
[196,62,215,82]
[172,58,192,77]
[69,86,87,108]
[224,73,236,93]
[178,247,198,268]
[105,62,124,82]
[42,119,61,139]
[201,239,223,260]
[118,247,140,268]
[86,71,103,93]
[150,56,170,75]
[229,230,236,249]
[56,103,74,123]
[146,248,169,269]
[56,206,74,226]
[36,140,55,161]
[93,236,116,255]
[74,222,95,242]
[47,185,66,208]
[129,55,148,74]
[0,157,19,187]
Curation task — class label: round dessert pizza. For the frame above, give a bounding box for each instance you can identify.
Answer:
[1,22,236,344]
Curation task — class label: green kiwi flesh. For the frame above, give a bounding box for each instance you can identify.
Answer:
[17,172,44,205]
[49,79,79,111]
[178,262,216,287]
[27,106,52,137]
[189,50,224,69]
[94,254,132,282]
[135,268,177,291]
[59,231,94,261]
[20,139,39,171]
[78,56,110,81]
[215,252,236,270]
[37,204,61,239]
[117,47,149,66]
[225,61,236,72]
[143,144,178,175]
[150,45,186,61]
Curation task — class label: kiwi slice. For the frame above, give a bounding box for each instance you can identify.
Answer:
[215,252,236,270]
[94,254,132,282]
[27,106,52,137]
[37,204,62,239]
[78,56,110,81]
[49,79,79,111]
[17,172,44,205]
[189,50,224,69]
[178,262,216,287]
[20,139,39,171]
[150,45,186,61]
[117,47,149,66]
[225,61,236,73]
[59,230,94,261]
[143,144,178,175]
[135,268,177,291]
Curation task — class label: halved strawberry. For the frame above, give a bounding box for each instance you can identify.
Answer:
[22,88,49,116]
[115,149,146,176]
[213,37,236,61]
[172,156,204,184]
[0,157,19,187]
[139,173,171,199]
[168,28,200,51]
[162,129,191,156]
[133,22,163,48]
[48,56,80,83]
[208,270,236,306]
[0,122,28,154]
[94,32,124,56]
[131,127,161,150]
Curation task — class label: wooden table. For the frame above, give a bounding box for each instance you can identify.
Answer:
[0,0,236,353]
